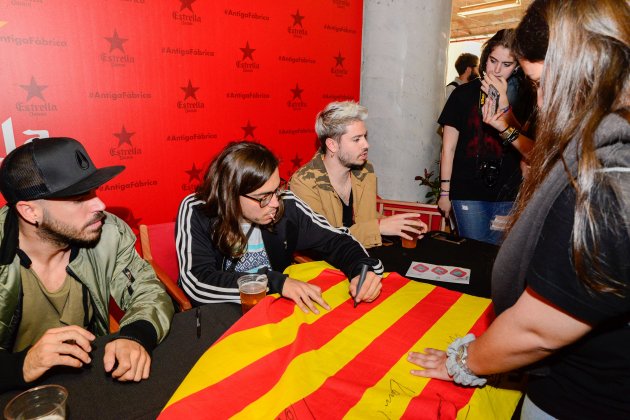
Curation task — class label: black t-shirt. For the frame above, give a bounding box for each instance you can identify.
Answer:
[526,187,630,418]
[438,79,523,202]
[341,193,354,228]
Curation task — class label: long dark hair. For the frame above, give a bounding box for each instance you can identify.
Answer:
[511,0,630,295]
[479,29,515,75]
[195,141,284,257]
[480,29,536,124]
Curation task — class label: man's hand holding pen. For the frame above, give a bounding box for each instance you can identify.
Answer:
[351,264,382,307]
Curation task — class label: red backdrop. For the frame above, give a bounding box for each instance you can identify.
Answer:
[0,0,363,229]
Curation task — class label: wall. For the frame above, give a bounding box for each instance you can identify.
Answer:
[361,0,452,203]
[0,0,363,228]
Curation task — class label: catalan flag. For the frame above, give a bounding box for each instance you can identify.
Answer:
[160,262,522,419]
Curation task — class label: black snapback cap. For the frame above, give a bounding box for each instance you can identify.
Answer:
[0,137,125,204]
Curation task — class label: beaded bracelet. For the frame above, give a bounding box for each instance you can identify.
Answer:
[445,334,487,387]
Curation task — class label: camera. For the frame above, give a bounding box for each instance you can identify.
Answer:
[477,159,501,187]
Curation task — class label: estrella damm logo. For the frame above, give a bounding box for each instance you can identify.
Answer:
[287,10,308,38]
[173,0,202,25]
[236,41,260,72]
[177,79,205,113]
[110,125,142,160]
[287,83,307,111]
[331,51,348,77]
[16,76,58,117]
[101,29,135,67]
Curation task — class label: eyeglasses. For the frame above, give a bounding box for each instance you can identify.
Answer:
[242,179,287,208]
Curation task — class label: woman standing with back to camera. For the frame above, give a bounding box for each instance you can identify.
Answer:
[408,0,630,418]
[438,29,536,245]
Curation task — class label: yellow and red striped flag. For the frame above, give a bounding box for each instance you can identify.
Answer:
[160,262,522,419]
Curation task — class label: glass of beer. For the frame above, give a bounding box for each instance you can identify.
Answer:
[237,274,268,314]
[4,384,68,420]
[401,231,419,249]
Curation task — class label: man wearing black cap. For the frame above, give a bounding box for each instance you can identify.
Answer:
[0,137,174,392]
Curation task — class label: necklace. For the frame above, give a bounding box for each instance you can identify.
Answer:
[335,172,352,205]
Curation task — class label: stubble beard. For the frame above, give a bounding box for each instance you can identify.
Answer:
[337,149,368,169]
[38,211,106,248]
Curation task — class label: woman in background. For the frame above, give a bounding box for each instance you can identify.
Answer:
[438,29,536,244]
[410,0,629,418]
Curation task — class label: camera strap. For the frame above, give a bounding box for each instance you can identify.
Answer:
[475,90,504,186]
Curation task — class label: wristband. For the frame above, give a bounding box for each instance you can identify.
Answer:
[502,128,520,146]
[440,179,450,183]
[499,126,516,140]
[439,193,449,197]
[445,334,487,387]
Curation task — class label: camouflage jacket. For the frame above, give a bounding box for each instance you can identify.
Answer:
[290,152,382,248]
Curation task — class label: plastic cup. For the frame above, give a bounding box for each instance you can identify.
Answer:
[237,274,268,314]
[4,384,68,420]
[401,232,419,249]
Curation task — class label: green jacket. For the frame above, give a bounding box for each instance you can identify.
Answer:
[0,206,174,390]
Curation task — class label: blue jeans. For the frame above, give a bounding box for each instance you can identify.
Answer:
[451,200,513,245]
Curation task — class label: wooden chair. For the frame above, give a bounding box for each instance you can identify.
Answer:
[376,198,447,232]
[109,314,120,333]
[139,223,192,312]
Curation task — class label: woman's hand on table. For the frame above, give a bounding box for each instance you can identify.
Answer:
[407,348,452,381]
[349,271,382,303]
[282,278,331,314]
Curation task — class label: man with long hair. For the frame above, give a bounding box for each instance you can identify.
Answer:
[408,1,630,418]
[176,141,383,313]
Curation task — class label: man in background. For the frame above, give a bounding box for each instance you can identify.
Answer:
[290,101,426,249]
[445,53,479,101]
[0,137,174,392]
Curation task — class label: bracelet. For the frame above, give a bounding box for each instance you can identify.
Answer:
[445,334,487,387]
[502,128,520,146]
[440,179,450,183]
[498,125,510,134]
[439,193,449,197]
[440,189,450,192]
[499,126,516,140]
